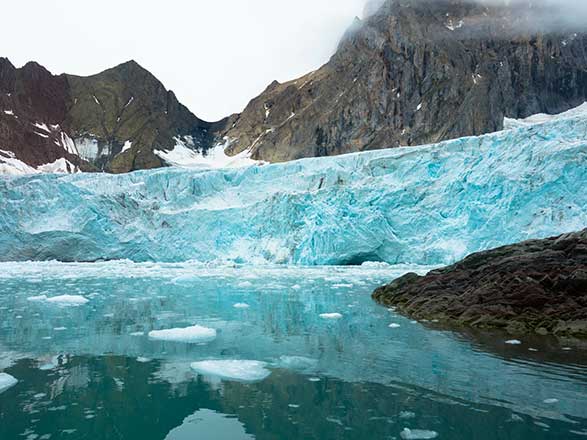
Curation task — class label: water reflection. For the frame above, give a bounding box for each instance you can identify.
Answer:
[0,262,586,439]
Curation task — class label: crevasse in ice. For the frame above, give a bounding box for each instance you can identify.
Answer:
[1,105,587,265]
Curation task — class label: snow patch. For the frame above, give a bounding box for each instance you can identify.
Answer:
[156,137,262,170]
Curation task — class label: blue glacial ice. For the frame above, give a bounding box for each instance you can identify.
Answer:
[1,105,587,265]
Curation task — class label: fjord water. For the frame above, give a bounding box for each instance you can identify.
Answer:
[0,262,586,439]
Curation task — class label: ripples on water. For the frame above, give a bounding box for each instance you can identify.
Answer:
[0,262,586,439]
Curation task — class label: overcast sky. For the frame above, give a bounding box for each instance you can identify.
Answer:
[1,0,367,121]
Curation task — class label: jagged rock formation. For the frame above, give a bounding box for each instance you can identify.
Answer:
[373,230,587,337]
[220,0,587,162]
[0,59,218,173]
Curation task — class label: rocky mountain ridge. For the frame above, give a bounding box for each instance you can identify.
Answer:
[2,0,587,173]
[0,59,219,174]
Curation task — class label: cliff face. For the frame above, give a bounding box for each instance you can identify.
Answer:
[0,59,218,174]
[219,0,587,162]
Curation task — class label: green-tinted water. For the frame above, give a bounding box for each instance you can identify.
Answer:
[0,262,586,439]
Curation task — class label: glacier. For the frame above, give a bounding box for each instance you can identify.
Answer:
[1,105,587,265]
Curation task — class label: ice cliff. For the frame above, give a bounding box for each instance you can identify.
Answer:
[1,105,587,265]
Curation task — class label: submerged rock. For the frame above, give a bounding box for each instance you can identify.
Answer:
[373,230,587,337]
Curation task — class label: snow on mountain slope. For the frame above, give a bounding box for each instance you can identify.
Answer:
[1,104,586,265]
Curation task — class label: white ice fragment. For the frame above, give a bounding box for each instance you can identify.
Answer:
[544,398,559,404]
[0,373,17,394]
[388,323,401,329]
[400,428,439,439]
[399,411,416,419]
[3,110,14,116]
[505,340,522,345]
[233,303,250,309]
[53,327,67,331]
[137,357,152,363]
[278,356,318,371]
[148,325,217,343]
[130,332,144,336]
[190,360,271,382]
[27,295,48,302]
[320,313,342,320]
[45,295,89,306]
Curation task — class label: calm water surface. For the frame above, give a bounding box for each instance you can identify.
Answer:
[0,262,586,439]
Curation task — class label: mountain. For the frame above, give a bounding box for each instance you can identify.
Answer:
[220,0,587,162]
[2,0,587,174]
[0,59,219,174]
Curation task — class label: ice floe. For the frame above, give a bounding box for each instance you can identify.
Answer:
[148,325,217,343]
[0,373,18,394]
[320,313,342,320]
[190,360,271,382]
[233,303,250,309]
[45,295,89,306]
[400,428,439,439]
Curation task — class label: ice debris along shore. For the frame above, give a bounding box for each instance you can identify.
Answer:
[2,104,587,265]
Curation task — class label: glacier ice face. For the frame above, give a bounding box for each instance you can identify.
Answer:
[1,106,587,265]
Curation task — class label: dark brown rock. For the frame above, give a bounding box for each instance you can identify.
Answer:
[372,230,587,337]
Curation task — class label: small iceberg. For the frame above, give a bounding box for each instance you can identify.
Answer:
[233,303,250,309]
[278,355,318,371]
[148,325,217,343]
[190,360,271,382]
[45,295,89,306]
[389,323,401,329]
[320,313,342,320]
[400,428,439,439]
[0,373,17,394]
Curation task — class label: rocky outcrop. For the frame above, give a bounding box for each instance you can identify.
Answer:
[0,59,219,173]
[372,230,587,337]
[220,0,587,162]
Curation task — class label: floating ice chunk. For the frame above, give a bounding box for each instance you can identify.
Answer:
[400,428,439,439]
[288,404,300,408]
[53,327,67,331]
[233,303,250,309]
[130,331,144,336]
[320,313,342,320]
[399,411,416,419]
[544,398,559,404]
[46,295,89,306]
[148,325,217,343]
[0,373,18,393]
[237,281,253,288]
[505,340,522,345]
[389,323,401,329]
[278,356,318,371]
[137,357,152,363]
[292,284,301,290]
[308,377,321,382]
[27,295,48,302]
[190,360,271,382]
